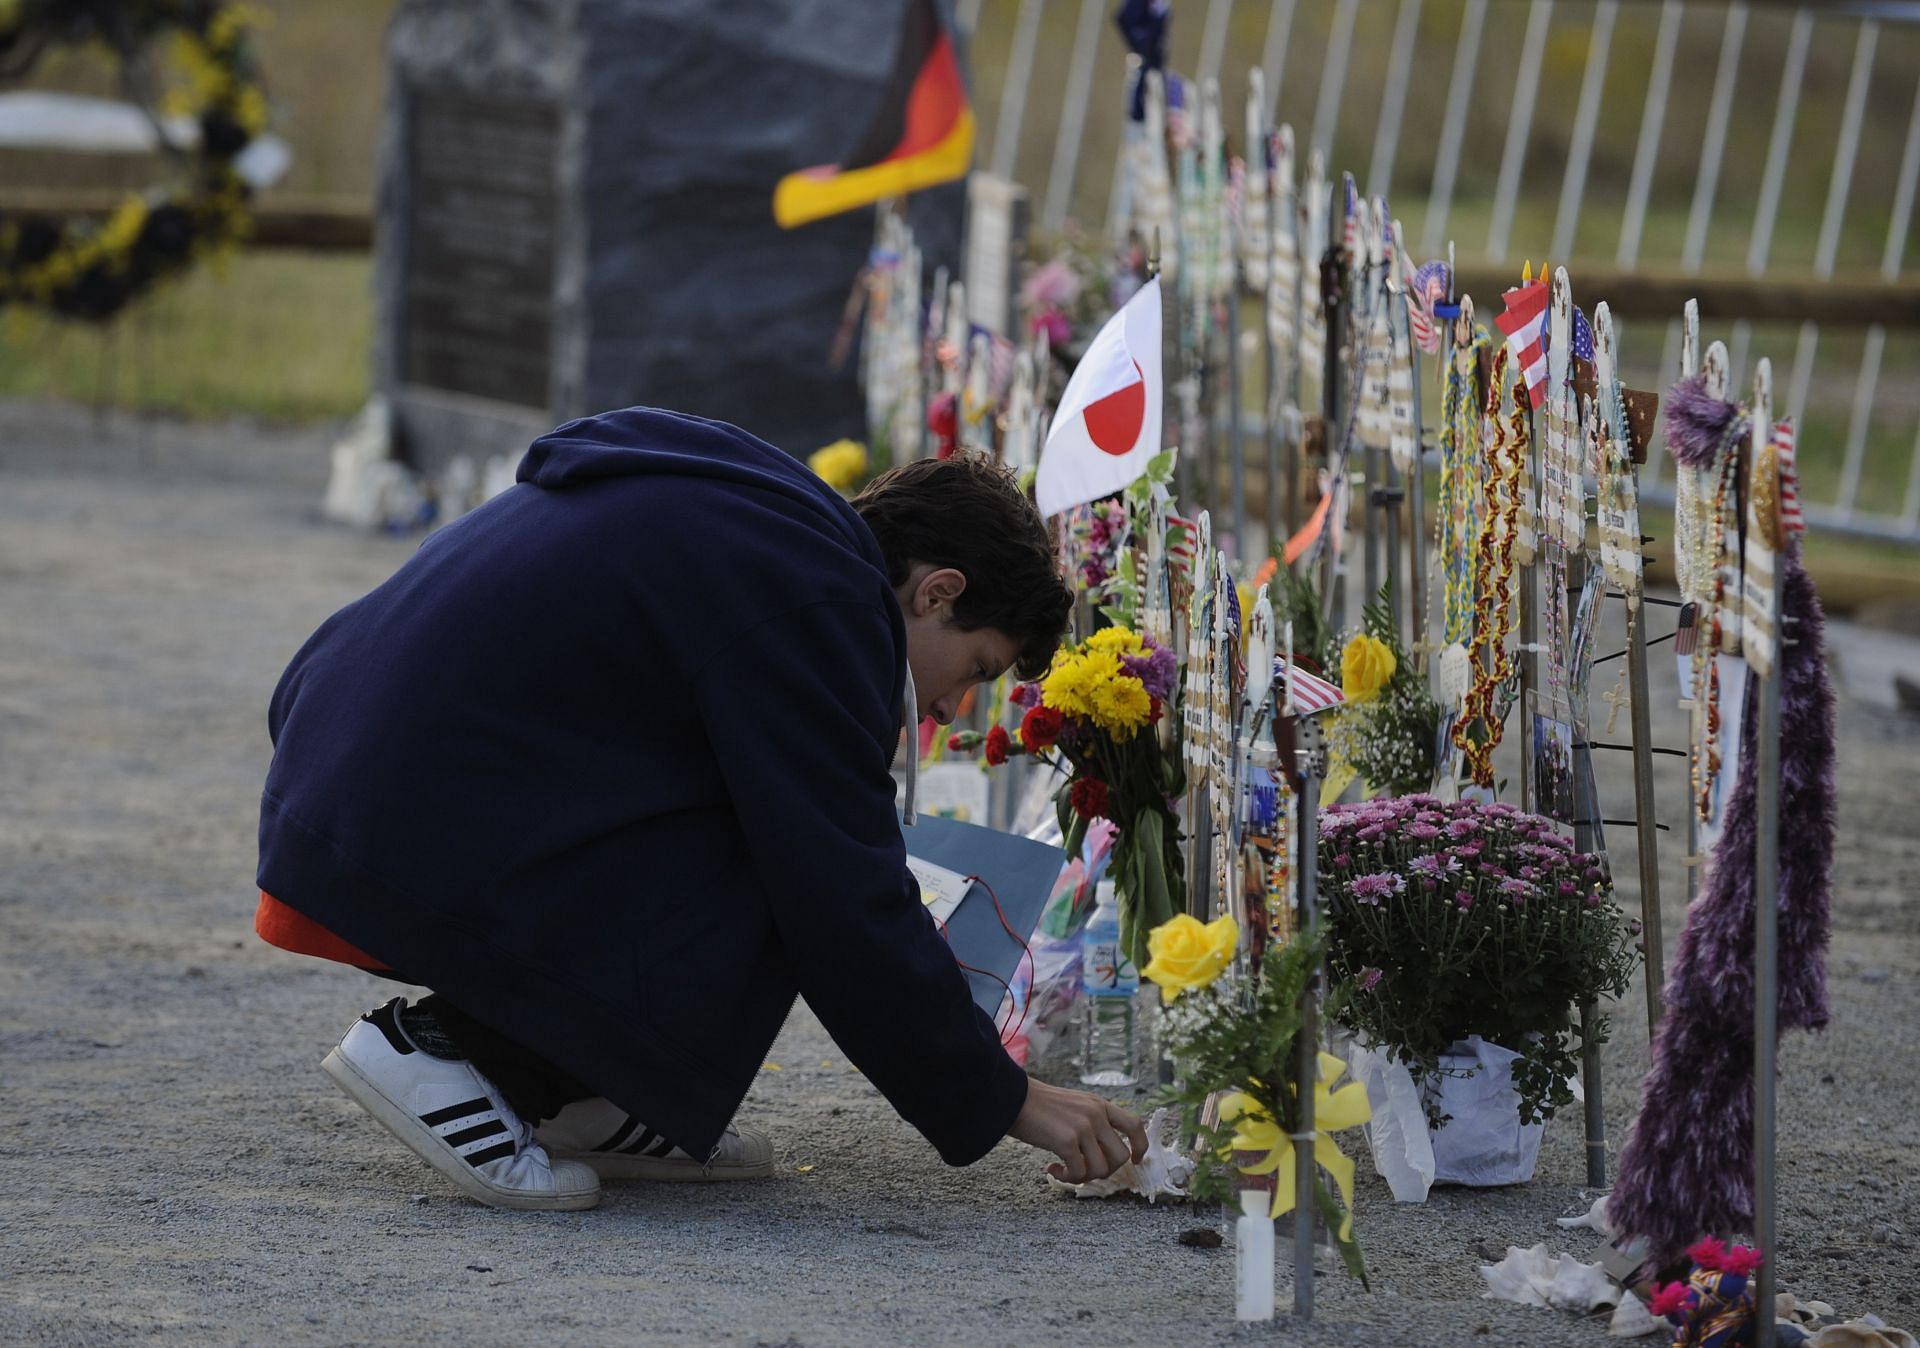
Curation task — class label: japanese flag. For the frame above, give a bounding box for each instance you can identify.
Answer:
[1034,278,1162,517]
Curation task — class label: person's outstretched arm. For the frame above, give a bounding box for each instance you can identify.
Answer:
[695,599,1143,1178]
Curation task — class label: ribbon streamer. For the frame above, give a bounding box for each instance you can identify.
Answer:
[1219,1053,1372,1234]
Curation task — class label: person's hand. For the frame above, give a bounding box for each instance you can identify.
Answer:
[1007,1078,1149,1184]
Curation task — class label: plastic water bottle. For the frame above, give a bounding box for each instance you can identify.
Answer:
[1080,879,1139,1087]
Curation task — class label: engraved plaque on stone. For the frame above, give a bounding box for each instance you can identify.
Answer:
[402,89,560,409]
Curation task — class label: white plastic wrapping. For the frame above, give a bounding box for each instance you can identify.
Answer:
[1351,1035,1545,1200]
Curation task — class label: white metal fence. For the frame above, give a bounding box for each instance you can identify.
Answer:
[958,0,1920,543]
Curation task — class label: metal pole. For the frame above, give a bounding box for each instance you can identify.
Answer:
[1681,2,1749,273]
[1745,8,1814,278]
[1199,0,1233,87]
[1259,0,1299,127]
[989,0,1045,181]
[1786,18,1878,423]
[1486,0,1554,264]
[1308,0,1361,170]
[1753,456,1785,1348]
[1264,138,1282,557]
[1399,273,1429,663]
[1366,0,1424,201]
[1616,0,1682,269]
[1549,0,1617,264]
[1292,718,1322,1321]
[1518,411,1539,815]
[1626,597,1666,1031]
[1041,0,1108,233]
[1569,551,1607,1189]
[1421,0,1486,257]
[1230,261,1249,553]
[1321,205,1347,625]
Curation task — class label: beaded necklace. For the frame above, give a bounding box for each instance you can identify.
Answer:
[1450,351,1524,788]
[1692,421,1745,822]
[1436,323,1489,648]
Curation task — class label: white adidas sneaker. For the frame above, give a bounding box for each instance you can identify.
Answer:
[320,998,601,1211]
[536,1097,775,1182]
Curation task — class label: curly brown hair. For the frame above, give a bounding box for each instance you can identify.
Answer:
[853,454,1072,680]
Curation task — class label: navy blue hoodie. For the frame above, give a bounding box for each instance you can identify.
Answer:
[258,407,1029,1164]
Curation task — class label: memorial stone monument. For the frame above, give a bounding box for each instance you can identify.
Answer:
[372,0,964,479]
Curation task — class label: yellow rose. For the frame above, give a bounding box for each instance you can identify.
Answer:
[807,439,869,491]
[1141,913,1238,1003]
[1340,633,1396,703]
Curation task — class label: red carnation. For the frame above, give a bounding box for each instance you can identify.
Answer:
[947,733,965,752]
[984,724,1012,766]
[1148,695,1164,724]
[1069,777,1109,820]
[1020,705,1064,752]
[928,392,959,459]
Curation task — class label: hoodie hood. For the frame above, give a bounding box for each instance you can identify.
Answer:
[517,406,876,562]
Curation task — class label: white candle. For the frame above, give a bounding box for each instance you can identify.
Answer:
[1235,1188,1275,1321]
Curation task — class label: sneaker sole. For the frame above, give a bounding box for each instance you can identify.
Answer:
[320,1047,600,1212]
[558,1151,775,1183]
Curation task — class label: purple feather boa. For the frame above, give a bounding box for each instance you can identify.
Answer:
[1665,374,1749,470]
[1611,542,1835,1259]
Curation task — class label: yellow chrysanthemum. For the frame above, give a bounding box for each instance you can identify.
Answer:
[1040,650,1094,718]
[1085,626,1145,658]
[807,439,869,491]
[1088,670,1152,739]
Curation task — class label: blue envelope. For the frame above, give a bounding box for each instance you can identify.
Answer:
[903,813,1065,1018]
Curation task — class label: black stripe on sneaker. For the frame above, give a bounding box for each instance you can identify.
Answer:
[590,1116,642,1154]
[620,1127,659,1156]
[364,999,414,1056]
[642,1135,677,1158]
[444,1120,510,1149]
[420,1097,494,1128]
[464,1141,517,1168]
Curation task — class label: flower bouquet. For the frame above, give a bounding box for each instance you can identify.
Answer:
[951,624,1184,968]
[1145,914,1371,1287]
[1320,796,1640,1136]
[1328,586,1442,797]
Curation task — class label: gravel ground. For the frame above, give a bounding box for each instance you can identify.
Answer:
[2,401,1915,1347]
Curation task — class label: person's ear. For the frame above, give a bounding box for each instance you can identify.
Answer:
[914,566,967,616]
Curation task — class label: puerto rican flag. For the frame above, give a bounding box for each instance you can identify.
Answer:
[1034,278,1163,517]
[1494,279,1549,408]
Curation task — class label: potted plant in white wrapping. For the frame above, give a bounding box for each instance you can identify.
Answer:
[1318,795,1641,1193]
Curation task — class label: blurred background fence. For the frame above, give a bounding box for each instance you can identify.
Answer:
[3,0,1917,542]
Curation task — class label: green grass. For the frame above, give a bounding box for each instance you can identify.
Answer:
[0,250,371,423]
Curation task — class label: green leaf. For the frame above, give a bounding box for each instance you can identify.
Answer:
[1313,1175,1371,1289]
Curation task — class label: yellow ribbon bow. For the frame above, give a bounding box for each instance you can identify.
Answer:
[1219,1053,1373,1235]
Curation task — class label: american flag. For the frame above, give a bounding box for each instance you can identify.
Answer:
[1572,306,1595,362]
[1406,257,1448,356]
[1775,419,1804,536]
[1494,280,1550,408]
[1273,657,1344,716]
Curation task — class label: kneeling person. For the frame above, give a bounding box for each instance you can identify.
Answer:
[255,408,1147,1209]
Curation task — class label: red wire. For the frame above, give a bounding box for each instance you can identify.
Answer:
[932,874,1037,1048]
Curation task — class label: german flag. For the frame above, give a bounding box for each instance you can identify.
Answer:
[773,0,974,229]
